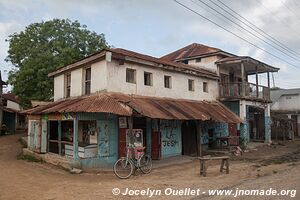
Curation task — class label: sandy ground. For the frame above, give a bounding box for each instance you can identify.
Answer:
[0,134,299,200]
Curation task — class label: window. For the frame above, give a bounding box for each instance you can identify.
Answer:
[195,58,202,63]
[188,79,195,91]
[144,72,153,86]
[164,75,172,88]
[181,60,188,64]
[126,68,136,83]
[65,73,71,97]
[203,82,208,93]
[84,68,91,95]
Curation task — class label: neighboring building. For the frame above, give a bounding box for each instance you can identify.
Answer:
[25,43,279,169]
[161,43,279,144]
[2,93,26,134]
[270,88,300,138]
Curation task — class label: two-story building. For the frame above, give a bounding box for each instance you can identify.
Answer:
[24,47,242,169]
[24,43,279,169]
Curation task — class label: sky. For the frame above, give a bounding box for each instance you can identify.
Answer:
[1,0,300,92]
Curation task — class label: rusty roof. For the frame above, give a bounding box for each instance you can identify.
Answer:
[160,43,232,61]
[216,56,280,72]
[48,47,219,80]
[22,94,132,116]
[2,93,20,103]
[24,93,242,123]
[108,93,242,123]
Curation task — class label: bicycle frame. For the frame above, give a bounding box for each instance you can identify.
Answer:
[124,146,145,168]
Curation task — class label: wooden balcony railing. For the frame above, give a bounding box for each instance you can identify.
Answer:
[219,82,270,101]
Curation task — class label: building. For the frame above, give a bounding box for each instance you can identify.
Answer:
[270,88,300,139]
[1,93,26,134]
[161,43,279,144]
[25,43,279,169]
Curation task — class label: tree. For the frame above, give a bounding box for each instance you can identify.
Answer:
[6,19,109,108]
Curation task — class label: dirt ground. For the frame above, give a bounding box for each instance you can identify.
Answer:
[0,134,299,200]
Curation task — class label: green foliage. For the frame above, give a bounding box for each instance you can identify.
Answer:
[6,19,109,108]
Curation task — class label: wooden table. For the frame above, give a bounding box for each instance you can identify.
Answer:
[198,156,230,177]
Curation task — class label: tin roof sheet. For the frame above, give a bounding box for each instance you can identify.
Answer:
[23,93,242,123]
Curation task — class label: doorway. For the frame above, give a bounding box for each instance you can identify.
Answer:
[181,121,198,156]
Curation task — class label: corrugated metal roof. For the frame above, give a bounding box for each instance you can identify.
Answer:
[160,43,226,61]
[108,93,242,123]
[48,48,219,80]
[23,93,242,123]
[22,94,133,116]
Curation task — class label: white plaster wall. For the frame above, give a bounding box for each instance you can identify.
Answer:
[91,59,108,93]
[6,100,21,111]
[70,68,83,97]
[54,75,64,101]
[271,95,300,111]
[188,55,218,73]
[106,60,218,101]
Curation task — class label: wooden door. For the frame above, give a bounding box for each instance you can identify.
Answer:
[228,123,238,146]
[118,128,127,158]
[151,131,161,160]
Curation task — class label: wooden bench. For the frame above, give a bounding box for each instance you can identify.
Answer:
[198,156,229,177]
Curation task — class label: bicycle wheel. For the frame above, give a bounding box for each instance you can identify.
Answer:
[140,154,152,174]
[113,158,134,179]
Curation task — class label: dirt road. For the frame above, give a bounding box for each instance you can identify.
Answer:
[0,134,299,200]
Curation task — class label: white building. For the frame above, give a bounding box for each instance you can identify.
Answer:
[271,88,300,137]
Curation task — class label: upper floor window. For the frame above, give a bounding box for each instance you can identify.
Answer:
[164,75,172,89]
[84,68,91,95]
[181,60,188,64]
[126,68,136,84]
[195,58,202,63]
[65,73,71,97]
[188,79,195,91]
[203,82,208,93]
[144,72,153,86]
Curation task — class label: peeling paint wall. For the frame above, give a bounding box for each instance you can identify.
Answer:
[75,113,118,168]
[106,60,218,101]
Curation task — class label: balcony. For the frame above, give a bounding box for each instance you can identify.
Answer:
[219,82,270,101]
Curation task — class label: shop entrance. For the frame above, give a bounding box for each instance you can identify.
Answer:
[181,121,198,156]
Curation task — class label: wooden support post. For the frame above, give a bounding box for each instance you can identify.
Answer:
[241,62,245,97]
[226,159,229,174]
[58,121,62,156]
[73,118,79,159]
[256,66,259,98]
[47,121,50,153]
[267,72,270,89]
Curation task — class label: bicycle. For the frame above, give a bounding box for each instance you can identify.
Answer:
[113,145,152,179]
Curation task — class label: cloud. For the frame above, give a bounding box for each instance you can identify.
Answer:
[0,0,300,89]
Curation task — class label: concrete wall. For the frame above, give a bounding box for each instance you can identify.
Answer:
[53,57,218,101]
[188,55,219,73]
[54,75,64,101]
[106,60,218,101]
[91,59,108,93]
[70,68,83,97]
[271,94,300,111]
[6,100,21,111]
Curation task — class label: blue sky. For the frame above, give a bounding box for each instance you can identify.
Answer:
[1,0,300,91]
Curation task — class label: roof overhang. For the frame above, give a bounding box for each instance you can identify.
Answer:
[216,56,279,75]
[23,93,242,123]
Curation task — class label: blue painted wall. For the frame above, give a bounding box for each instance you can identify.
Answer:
[160,120,182,158]
[74,113,119,169]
